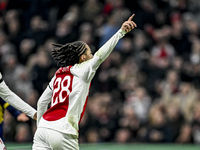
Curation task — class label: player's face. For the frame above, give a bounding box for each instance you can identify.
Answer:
[84,44,93,61]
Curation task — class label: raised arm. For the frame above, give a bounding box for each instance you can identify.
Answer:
[121,14,137,32]
[91,14,137,70]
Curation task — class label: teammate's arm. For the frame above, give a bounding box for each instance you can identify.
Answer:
[2,99,29,122]
[0,73,37,120]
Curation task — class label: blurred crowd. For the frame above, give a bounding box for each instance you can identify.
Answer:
[0,0,200,144]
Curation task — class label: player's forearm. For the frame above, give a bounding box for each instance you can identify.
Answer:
[0,81,36,119]
[92,29,126,69]
[37,86,52,126]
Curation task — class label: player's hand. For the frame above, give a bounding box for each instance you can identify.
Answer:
[33,112,37,120]
[17,113,29,122]
[121,14,137,33]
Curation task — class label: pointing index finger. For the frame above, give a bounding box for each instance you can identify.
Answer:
[128,14,135,21]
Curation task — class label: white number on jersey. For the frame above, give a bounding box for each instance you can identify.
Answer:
[51,76,71,107]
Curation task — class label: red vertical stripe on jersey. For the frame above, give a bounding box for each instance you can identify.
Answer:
[78,83,91,124]
[78,96,88,125]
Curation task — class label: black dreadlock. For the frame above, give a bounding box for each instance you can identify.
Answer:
[52,41,87,67]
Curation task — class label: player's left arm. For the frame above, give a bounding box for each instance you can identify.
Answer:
[79,14,136,82]
[74,14,137,83]
[91,14,136,71]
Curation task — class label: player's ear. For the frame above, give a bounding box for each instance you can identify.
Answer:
[79,54,86,63]
[82,54,86,61]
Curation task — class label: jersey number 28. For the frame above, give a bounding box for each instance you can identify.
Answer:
[51,76,71,107]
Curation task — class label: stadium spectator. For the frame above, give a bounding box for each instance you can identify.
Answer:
[0,0,200,145]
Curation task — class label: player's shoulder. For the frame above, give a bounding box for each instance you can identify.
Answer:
[74,59,92,69]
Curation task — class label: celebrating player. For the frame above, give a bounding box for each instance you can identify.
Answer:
[33,14,137,150]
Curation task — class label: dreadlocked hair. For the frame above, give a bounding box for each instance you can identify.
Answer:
[51,41,87,67]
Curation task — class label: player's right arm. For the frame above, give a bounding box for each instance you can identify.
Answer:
[37,75,55,125]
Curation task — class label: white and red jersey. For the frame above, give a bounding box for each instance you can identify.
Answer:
[0,137,6,150]
[37,29,126,137]
[38,65,91,136]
